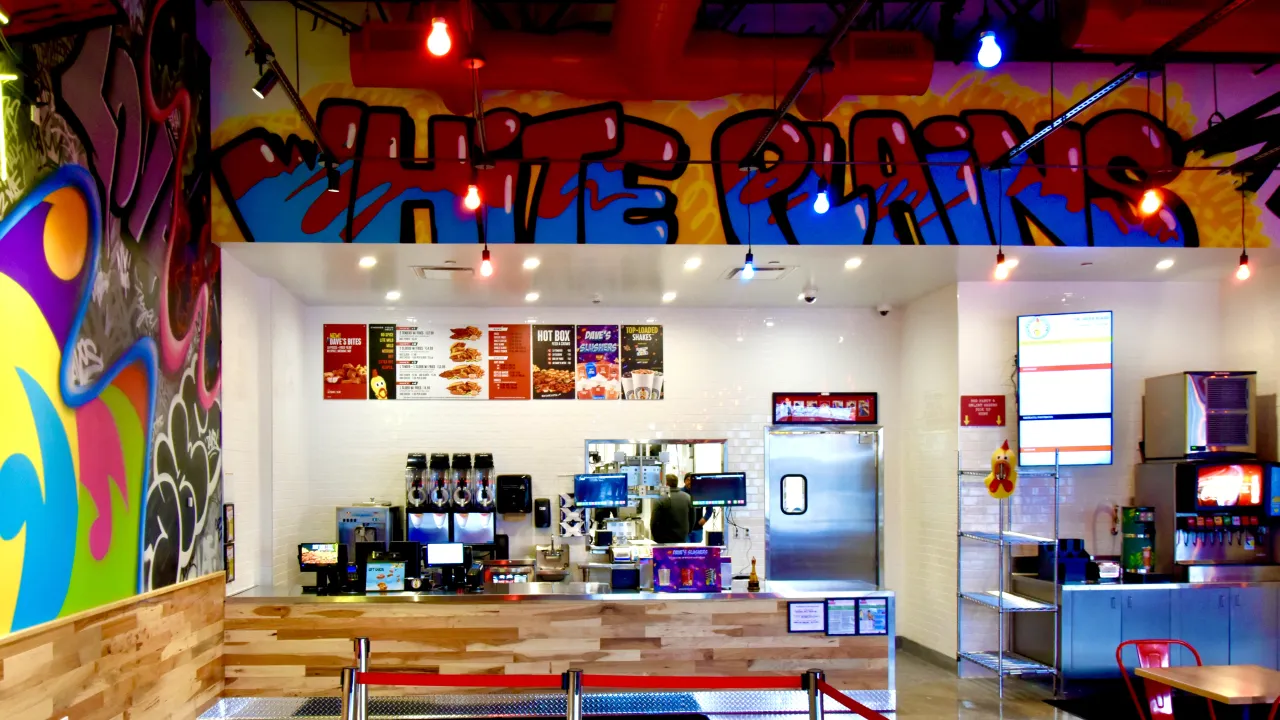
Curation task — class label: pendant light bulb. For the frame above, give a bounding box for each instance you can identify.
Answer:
[741,251,756,280]
[813,182,830,215]
[464,184,481,211]
[480,248,494,278]
[1140,188,1162,216]
[977,31,1003,69]
[252,68,279,99]
[1237,253,1251,281]
[427,18,452,57]
[994,250,1010,281]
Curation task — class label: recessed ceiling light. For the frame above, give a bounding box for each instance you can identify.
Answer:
[683,257,702,271]
[645,317,657,323]
[844,257,863,270]
[736,335,744,342]
[662,291,678,303]
[358,256,377,269]
[764,318,775,327]
[797,293,806,302]
[523,257,541,270]
[385,290,401,301]
[1156,258,1175,271]
[525,292,540,303]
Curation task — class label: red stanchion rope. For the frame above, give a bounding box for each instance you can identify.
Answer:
[356,672,563,689]
[581,675,802,691]
[816,680,890,720]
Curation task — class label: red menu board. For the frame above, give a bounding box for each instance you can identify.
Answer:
[322,324,368,399]
[773,392,877,424]
[489,324,531,400]
[961,395,1006,427]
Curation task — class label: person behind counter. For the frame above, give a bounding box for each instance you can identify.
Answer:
[650,474,691,543]
[684,472,714,543]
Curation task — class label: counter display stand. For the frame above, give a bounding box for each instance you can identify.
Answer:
[956,451,1061,698]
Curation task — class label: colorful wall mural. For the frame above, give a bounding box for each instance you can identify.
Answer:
[208,17,1276,248]
[0,0,219,637]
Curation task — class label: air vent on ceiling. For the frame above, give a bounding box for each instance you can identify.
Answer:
[412,265,474,280]
[723,265,795,281]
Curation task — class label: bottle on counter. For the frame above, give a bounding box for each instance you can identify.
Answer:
[747,557,761,592]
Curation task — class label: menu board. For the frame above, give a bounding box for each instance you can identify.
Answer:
[489,324,531,400]
[1017,311,1113,466]
[322,324,368,399]
[531,325,575,399]
[825,597,888,636]
[773,392,878,424]
[621,325,664,400]
[576,325,621,400]
[368,323,397,400]
[396,324,488,399]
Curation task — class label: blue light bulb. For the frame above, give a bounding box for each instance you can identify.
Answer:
[742,251,756,280]
[814,189,830,214]
[977,31,1002,69]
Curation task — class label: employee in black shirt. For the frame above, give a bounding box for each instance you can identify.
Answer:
[684,473,715,543]
[650,474,691,543]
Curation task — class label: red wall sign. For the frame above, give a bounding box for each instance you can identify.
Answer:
[773,393,878,424]
[961,395,1006,427]
[323,324,369,399]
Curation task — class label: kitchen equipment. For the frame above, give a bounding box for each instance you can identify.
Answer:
[1095,560,1122,584]
[337,502,403,557]
[1136,461,1278,580]
[405,453,428,510]
[496,475,532,513]
[1144,372,1257,460]
[407,511,450,544]
[482,559,535,585]
[474,453,496,511]
[653,546,721,592]
[766,425,882,586]
[1120,506,1156,573]
[534,540,569,581]
[1038,539,1090,583]
[451,453,474,510]
[427,453,451,511]
[534,498,552,528]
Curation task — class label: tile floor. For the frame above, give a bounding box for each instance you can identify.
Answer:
[894,651,1084,720]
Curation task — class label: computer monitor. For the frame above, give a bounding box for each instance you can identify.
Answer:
[364,561,405,593]
[298,542,340,572]
[426,543,466,567]
[690,473,747,507]
[574,473,629,508]
[453,513,495,544]
[354,541,383,568]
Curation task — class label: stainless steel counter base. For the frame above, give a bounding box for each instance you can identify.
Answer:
[200,690,897,719]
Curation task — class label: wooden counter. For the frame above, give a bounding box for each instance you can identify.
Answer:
[224,588,893,697]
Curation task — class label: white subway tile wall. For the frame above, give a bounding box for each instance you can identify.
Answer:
[1222,275,1280,459]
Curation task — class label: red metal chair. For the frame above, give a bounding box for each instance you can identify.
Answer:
[1116,639,1217,720]
[1268,695,1279,720]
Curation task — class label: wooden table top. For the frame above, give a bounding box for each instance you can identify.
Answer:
[1135,665,1280,705]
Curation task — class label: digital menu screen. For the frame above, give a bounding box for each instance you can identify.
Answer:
[1017,311,1114,466]
[1269,466,1280,518]
[364,561,405,592]
[299,542,338,569]
[1197,464,1263,509]
[573,473,629,508]
[690,473,747,507]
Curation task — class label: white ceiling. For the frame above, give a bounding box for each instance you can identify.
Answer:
[220,242,1277,309]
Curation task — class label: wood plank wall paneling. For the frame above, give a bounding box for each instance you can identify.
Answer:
[224,598,890,697]
[0,573,226,720]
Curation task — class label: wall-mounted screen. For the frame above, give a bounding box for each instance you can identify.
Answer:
[690,473,747,507]
[1196,464,1263,510]
[574,473,629,508]
[1017,311,1114,466]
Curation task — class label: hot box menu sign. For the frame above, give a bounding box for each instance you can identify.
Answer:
[395,324,488,399]
[531,325,575,399]
[489,324,531,400]
[621,324,664,400]
[576,325,621,400]
[368,323,397,400]
[322,324,368,399]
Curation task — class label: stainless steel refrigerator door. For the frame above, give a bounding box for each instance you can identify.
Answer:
[766,427,881,585]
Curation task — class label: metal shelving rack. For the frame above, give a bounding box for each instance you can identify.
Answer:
[956,451,1061,698]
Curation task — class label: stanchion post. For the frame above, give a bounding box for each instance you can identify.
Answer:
[340,667,359,720]
[564,668,584,720]
[354,637,370,720]
[803,669,825,720]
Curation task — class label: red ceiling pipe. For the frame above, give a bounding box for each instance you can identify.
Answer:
[349,5,932,116]
[1061,0,1280,55]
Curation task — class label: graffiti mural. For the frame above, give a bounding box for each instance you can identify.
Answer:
[211,70,1273,248]
[0,0,216,637]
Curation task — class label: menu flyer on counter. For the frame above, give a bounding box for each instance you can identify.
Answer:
[395,324,488,399]
[322,324,368,399]
[489,324,531,400]
[576,325,621,400]
[621,325,664,400]
[531,324,575,399]
[368,324,397,400]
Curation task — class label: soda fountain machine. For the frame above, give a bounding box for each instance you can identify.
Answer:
[452,452,496,544]
[407,453,451,544]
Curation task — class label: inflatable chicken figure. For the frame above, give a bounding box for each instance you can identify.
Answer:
[985,440,1018,499]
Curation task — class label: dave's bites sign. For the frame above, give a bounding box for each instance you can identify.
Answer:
[323,324,368,399]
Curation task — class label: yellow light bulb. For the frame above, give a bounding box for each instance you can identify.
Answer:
[463,184,481,211]
[1140,189,1162,216]
[427,19,452,57]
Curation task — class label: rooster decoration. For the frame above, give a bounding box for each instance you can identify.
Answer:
[984,441,1018,499]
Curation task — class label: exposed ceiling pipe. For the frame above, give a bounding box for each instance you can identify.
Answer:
[988,0,1259,170]
[738,0,870,172]
[224,0,335,161]
[1061,0,1280,55]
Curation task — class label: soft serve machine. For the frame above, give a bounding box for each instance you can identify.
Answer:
[1137,371,1280,582]
[405,452,496,544]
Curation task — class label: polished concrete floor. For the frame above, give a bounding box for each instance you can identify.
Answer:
[895,651,1084,720]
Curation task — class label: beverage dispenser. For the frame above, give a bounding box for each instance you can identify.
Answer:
[407,453,452,544]
[405,453,427,510]
[451,453,474,511]
[474,453,496,511]
[427,453,451,512]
